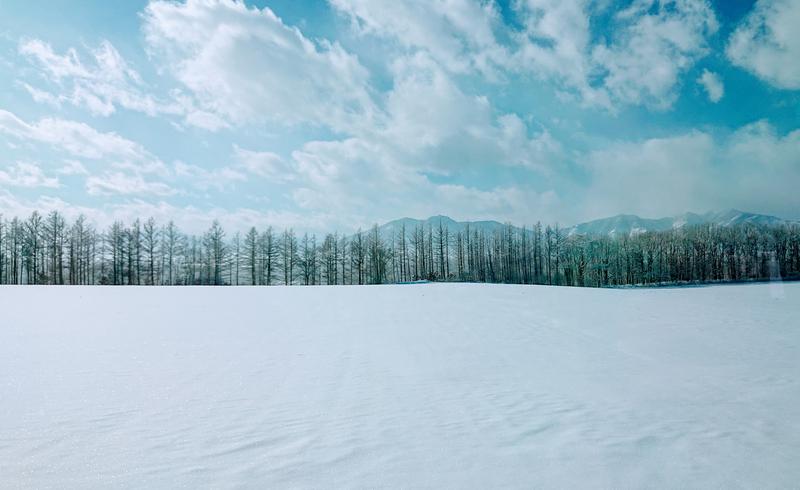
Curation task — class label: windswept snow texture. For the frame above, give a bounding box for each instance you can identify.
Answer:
[1,283,799,488]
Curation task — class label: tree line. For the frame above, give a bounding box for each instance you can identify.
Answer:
[1,211,798,287]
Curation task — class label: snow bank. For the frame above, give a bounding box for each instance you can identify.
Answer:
[1,282,798,488]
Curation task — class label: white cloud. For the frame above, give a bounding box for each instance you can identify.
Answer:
[431,184,562,225]
[173,160,246,191]
[727,0,800,89]
[514,0,609,106]
[0,162,60,188]
[330,0,509,77]
[289,133,564,228]
[18,37,254,130]
[0,191,323,235]
[697,69,724,102]
[18,39,89,79]
[581,120,800,220]
[722,120,800,215]
[287,117,562,224]
[233,146,295,181]
[168,49,564,227]
[142,0,375,132]
[0,108,151,161]
[290,138,398,218]
[0,192,97,225]
[513,0,718,109]
[3,0,793,230]
[183,109,230,131]
[58,160,89,176]
[278,53,564,224]
[18,39,179,117]
[332,0,719,110]
[95,200,327,234]
[0,108,178,198]
[582,131,716,218]
[594,0,718,108]
[86,172,176,197]
[380,53,561,173]
[290,140,565,227]
[19,82,62,107]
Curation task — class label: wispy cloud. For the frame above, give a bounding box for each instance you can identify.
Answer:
[0,108,151,161]
[0,161,60,188]
[18,39,180,117]
[86,172,176,197]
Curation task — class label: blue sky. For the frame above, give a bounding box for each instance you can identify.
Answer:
[0,0,798,233]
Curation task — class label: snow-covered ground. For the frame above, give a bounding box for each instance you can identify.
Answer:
[1,282,798,488]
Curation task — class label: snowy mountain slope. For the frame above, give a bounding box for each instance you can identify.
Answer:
[370,209,792,240]
[700,209,789,227]
[568,214,676,236]
[568,209,794,236]
[1,283,798,488]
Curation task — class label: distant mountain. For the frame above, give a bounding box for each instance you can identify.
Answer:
[373,210,793,239]
[568,214,675,236]
[377,215,510,236]
[567,209,793,237]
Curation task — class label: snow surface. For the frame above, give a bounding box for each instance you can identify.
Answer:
[1,282,799,488]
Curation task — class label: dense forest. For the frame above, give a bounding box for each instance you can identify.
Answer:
[0,211,798,287]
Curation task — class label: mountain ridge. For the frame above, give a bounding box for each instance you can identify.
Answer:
[375,209,795,238]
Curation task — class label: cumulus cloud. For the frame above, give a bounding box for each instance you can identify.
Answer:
[381,53,561,172]
[514,0,610,107]
[2,0,795,229]
[727,0,800,89]
[337,0,719,110]
[142,0,376,132]
[274,53,565,226]
[330,0,509,77]
[512,0,719,109]
[144,45,559,227]
[590,0,718,109]
[697,69,724,102]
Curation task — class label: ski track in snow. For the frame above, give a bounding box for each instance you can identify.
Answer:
[0,282,798,488]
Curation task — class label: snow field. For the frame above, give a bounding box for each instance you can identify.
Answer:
[1,282,798,488]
